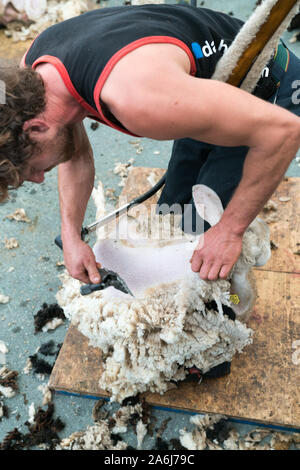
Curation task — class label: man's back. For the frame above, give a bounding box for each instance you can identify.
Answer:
[24,4,243,134]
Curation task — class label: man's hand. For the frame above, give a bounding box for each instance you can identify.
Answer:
[190,222,243,281]
[62,238,101,285]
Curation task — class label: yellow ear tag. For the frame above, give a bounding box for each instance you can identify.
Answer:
[230,294,240,305]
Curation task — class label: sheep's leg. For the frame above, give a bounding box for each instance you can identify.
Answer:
[230,269,257,322]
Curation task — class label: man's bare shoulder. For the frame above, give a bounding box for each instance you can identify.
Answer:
[100,43,191,108]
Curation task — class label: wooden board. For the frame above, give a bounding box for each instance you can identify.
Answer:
[49,169,300,429]
[257,177,300,274]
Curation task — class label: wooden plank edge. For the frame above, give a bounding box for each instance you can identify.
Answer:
[53,390,300,433]
[254,267,300,274]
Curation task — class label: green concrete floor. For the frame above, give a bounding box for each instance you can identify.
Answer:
[0,0,299,450]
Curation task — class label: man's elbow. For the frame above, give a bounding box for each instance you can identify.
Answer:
[254,112,300,160]
[290,116,300,148]
[283,115,300,159]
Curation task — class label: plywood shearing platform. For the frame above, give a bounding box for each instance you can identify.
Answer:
[49,169,300,430]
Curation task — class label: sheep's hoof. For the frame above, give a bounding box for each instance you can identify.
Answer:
[203,361,231,378]
[184,361,232,382]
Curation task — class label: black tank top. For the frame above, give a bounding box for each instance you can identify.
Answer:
[25,4,243,136]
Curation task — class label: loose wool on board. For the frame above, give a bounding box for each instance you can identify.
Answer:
[57,181,271,402]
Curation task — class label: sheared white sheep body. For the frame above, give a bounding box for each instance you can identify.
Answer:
[57,181,270,402]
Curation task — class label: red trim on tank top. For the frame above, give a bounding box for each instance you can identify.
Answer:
[93,36,197,134]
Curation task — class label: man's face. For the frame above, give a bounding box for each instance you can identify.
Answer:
[22,125,74,184]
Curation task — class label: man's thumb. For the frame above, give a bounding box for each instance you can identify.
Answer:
[87,263,101,284]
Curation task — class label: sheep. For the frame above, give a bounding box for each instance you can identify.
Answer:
[56,181,271,402]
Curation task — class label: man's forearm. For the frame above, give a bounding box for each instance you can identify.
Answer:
[220,120,300,235]
[58,154,95,241]
[58,123,95,243]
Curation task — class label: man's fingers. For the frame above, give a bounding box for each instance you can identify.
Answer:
[190,250,203,272]
[190,249,215,280]
[80,273,92,284]
[67,261,101,285]
[190,250,229,281]
[219,264,231,280]
[70,267,100,285]
[199,260,213,280]
[189,223,242,281]
[63,239,103,285]
[68,268,91,285]
[207,264,222,281]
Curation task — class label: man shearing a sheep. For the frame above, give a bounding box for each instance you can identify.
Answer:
[0,4,300,286]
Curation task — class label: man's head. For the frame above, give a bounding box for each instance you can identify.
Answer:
[20,121,75,184]
[0,67,74,201]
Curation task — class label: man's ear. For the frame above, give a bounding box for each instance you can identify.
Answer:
[23,119,49,135]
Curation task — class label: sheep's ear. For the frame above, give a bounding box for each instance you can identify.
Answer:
[192,185,224,227]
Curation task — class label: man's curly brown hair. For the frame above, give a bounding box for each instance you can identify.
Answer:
[0,67,46,202]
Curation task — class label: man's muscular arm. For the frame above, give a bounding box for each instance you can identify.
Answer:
[101,45,300,280]
[58,122,101,284]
